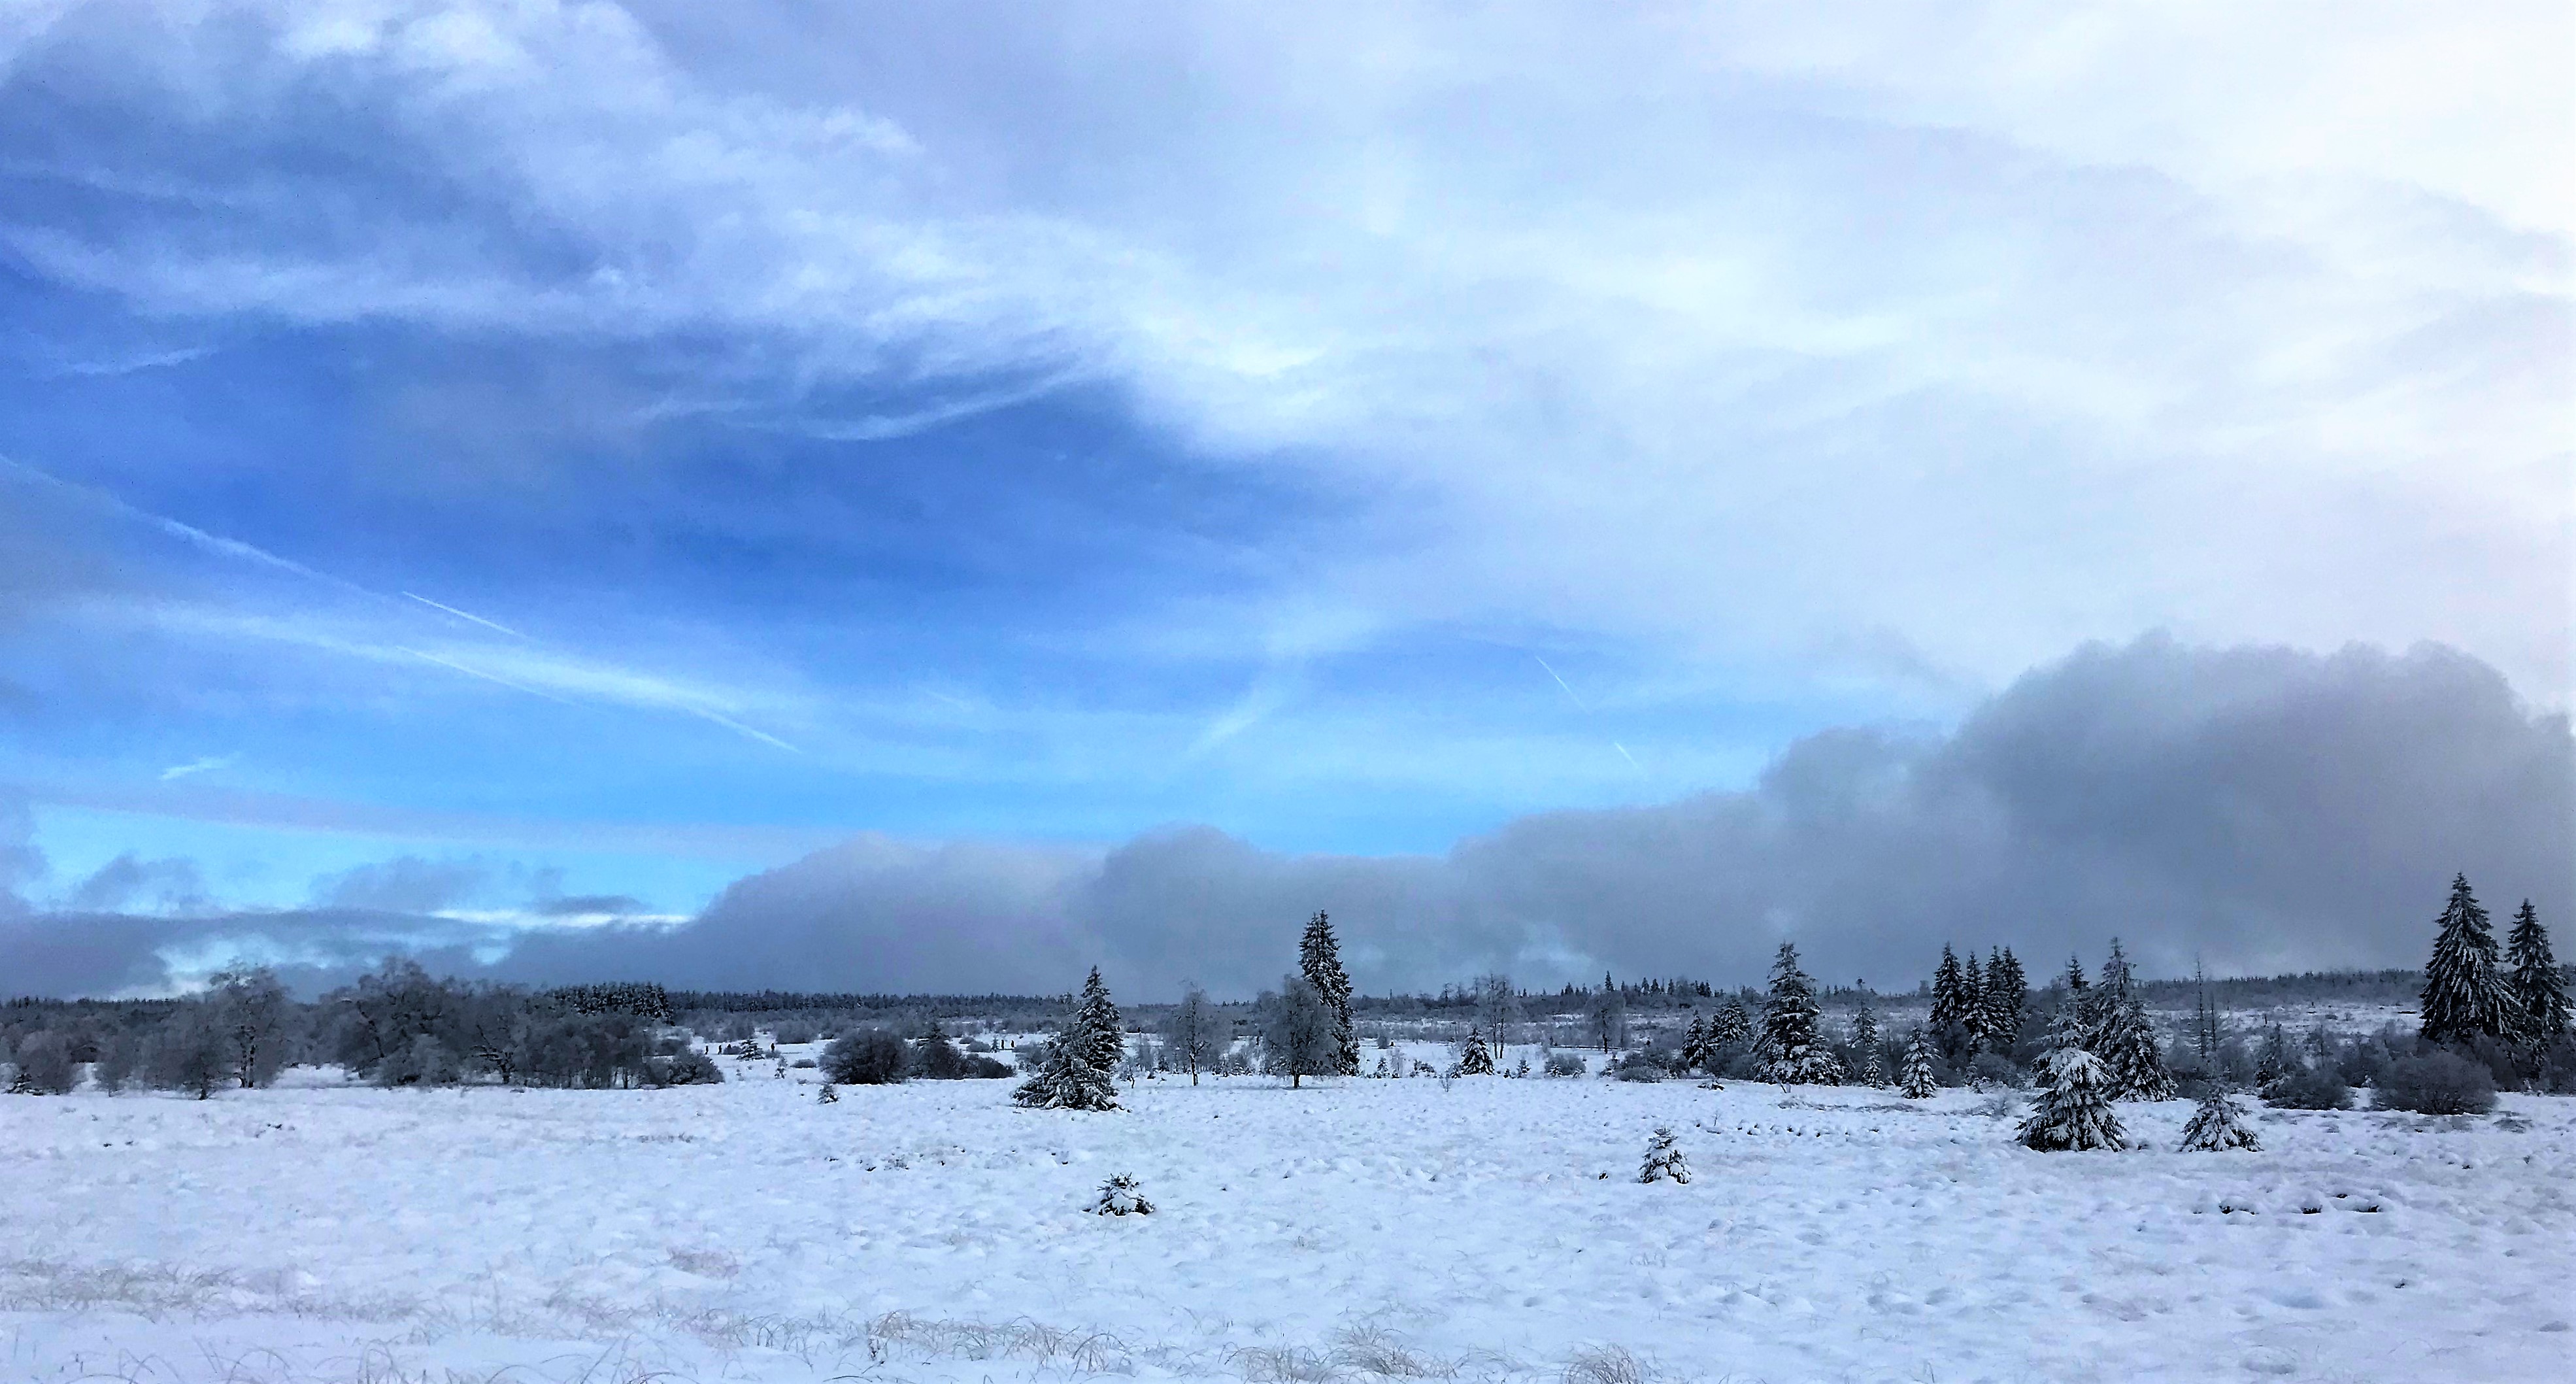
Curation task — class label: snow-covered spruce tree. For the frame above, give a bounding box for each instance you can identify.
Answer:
[2096,992,2175,1101]
[817,1083,839,1104]
[2420,875,2512,1047]
[2505,901,2569,1047]
[1012,969,1124,1111]
[1959,951,1988,1054]
[1709,999,1751,1050]
[2017,1047,2127,1151]
[1929,945,1969,1034]
[1849,1000,1883,1086]
[1638,1126,1691,1184]
[1898,1028,1937,1098]
[1757,943,1844,1085]
[1983,948,2027,1055]
[1678,1014,1711,1074]
[2176,1089,2258,1151]
[1299,911,1360,1075]
[1456,1025,1496,1075]
[1088,1173,1154,1215]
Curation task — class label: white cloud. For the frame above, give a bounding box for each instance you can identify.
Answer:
[3,0,2566,711]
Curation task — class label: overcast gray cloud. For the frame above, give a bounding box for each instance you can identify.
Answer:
[467,635,2571,1000]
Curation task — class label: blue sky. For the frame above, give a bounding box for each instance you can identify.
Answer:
[1,3,2568,990]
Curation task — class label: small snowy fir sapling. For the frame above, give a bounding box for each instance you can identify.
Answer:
[1514,1055,1530,1077]
[2176,1089,2259,1151]
[817,1083,839,1104]
[2017,1047,2128,1151]
[1638,1125,1692,1184]
[1898,1028,1937,1098]
[1456,1026,1496,1075]
[1850,1000,1883,1086]
[1088,1173,1154,1215]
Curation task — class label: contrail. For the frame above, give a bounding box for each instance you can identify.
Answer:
[405,592,526,639]
[1532,655,1588,711]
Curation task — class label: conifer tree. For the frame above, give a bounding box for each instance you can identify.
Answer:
[1983,948,2026,1055]
[1849,998,1882,1085]
[2059,954,2088,998]
[2017,1047,2127,1151]
[2098,992,2175,1100]
[2505,901,2569,1046]
[1678,1014,1711,1073]
[817,1083,839,1104]
[1299,911,1359,1075]
[1959,951,1988,1054]
[2420,875,2511,1046]
[1757,943,1844,1085]
[1897,1028,1937,1098]
[1929,945,1968,1032]
[1709,1000,1751,1049]
[1637,1126,1691,1184]
[1456,1025,1496,1075]
[2176,1089,2258,1151]
[1012,968,1124,1111]
[1088,1173,1154,1215]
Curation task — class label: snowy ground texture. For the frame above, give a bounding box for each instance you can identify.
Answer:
[5,1065,2571,1384]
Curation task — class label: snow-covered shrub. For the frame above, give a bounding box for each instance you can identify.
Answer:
[646,1048,724,1086]
[7,1029,76,1094]
[2375,1049,2497,1114]
[2262,1063,2352,1110]
[2017,1048,2127,1151]
[817,1083,839,1104]
[1088,1173,1154,1215]
[1637,1126,1690,1184]
[2177,1090,2260,1151]
[1545,1051,1587,1077]
[92,1033,139,1093]
[822,1029,911,1085]
[773,1022,817,1045]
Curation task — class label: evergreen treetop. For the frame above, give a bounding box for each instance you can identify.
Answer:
[1930,945,1968,1031]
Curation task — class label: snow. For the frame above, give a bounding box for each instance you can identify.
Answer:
[5,1067,2571,1383]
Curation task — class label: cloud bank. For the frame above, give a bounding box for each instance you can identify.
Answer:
[14,635,2545,1001]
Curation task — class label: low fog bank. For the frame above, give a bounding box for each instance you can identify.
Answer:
[8,635,2569,999]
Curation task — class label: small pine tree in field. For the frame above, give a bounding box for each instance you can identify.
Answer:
[1014,970,1124,1111]
[817,1083,839,1104]
[2505,901,2569,1046]
[1849,1000,1882,1085]
[1456,1027,1496,1075]
[2018,1047,2127,1151]
[1638,1126,1691,1184]
[1088,1173,1154,1215]
[1757,943,1844,1085]
[1678,1014,1711,1073]
[2420,875,2511,1046]
[2177,1090,2258,1151]
[1898,1029,1937,1098]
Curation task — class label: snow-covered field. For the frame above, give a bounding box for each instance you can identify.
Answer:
[6,1066,2570,1384]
